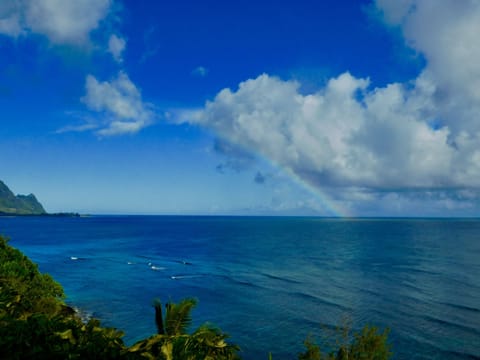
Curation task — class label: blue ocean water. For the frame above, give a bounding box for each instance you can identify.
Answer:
[0,216,479,359]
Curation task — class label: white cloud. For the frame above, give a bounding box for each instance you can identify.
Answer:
[192,66,209,77]
[0,0,111,45]
[81,72,154,136]
[374,0,415,25]
[0,2,23,37]
[56,122,99,134]
[179,0,480,214]
[375,0,480,135]
[182,73,455,189]
[108,34,126,62]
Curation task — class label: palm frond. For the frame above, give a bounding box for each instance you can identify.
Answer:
[165,297,197,336]
[153,298,165,335]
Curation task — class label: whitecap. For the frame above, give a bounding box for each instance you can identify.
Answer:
[171,274,200,280]
[151,266,165,271]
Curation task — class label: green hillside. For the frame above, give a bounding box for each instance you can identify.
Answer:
[0,180,46,215]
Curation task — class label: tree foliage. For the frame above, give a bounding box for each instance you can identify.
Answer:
[297,325,392,360]
[129,299,240,359]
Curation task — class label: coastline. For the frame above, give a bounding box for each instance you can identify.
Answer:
[0,212,81,217]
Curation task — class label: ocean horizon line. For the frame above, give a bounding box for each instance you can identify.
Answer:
[51,213,480,220]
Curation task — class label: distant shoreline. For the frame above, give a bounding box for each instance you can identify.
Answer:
[0,212,81,217]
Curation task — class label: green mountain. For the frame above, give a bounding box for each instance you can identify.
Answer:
[0,180,46,215]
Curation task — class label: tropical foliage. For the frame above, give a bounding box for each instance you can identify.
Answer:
[298,325,391,360]
[128,298,240,360]
[0,235,133,359]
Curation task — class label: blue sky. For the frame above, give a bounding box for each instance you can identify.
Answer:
[1,0,480,216]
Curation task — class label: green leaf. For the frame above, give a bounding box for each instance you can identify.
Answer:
[56,329,76,344]
[161,341,173,360]
[165,298,197,336]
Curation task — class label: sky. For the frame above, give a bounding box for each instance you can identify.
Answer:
[1,0,480,216]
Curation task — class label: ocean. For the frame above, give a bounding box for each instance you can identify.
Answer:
[0,216,479,359]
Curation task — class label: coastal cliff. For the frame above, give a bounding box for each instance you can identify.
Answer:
[0,180,46,215]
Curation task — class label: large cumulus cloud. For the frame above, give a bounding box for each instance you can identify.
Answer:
[179,0,480,213]
[184,72,458,189]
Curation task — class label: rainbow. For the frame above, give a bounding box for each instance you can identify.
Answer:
[283,168,350,217]
[251,150,349,217]
[214,135,350,217]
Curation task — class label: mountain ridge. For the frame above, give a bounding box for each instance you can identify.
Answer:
[0,180,46,215]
